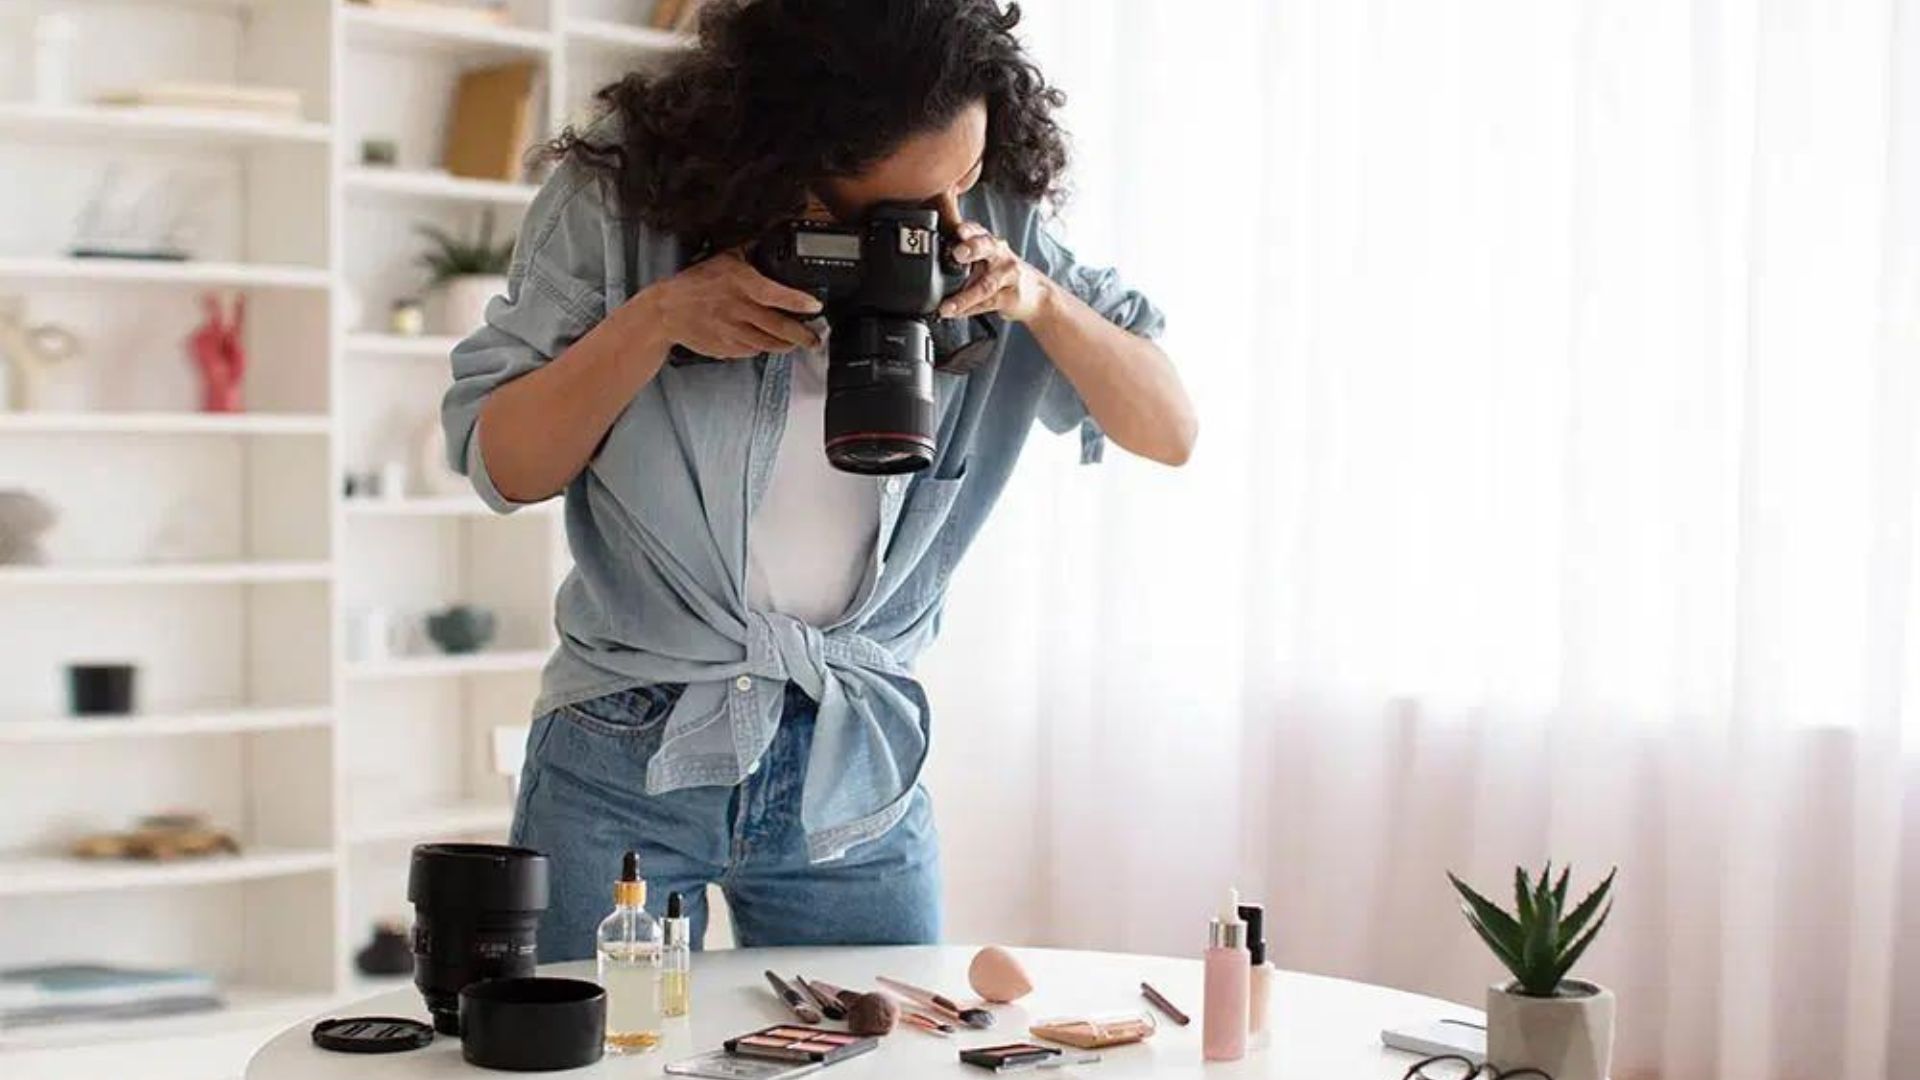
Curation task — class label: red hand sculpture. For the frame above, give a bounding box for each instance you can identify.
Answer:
[186,292,247,413]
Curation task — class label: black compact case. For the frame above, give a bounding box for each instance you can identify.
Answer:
[959,1043,1063,1072]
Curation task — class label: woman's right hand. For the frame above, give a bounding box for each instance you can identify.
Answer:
[642,249,824,358]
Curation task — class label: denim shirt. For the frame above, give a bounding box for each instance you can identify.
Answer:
[442,159,1165,862]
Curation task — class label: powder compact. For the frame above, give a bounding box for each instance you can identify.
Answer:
[958,1042,1064,1071]
[724,1024,879,1065]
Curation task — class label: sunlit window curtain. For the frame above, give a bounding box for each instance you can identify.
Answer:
[974,3,1920,1078]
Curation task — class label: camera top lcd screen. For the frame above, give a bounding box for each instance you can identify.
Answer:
[795,232,862,262]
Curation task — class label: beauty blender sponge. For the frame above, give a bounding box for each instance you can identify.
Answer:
[844,991,898,1036]
[968,945,1033,1004]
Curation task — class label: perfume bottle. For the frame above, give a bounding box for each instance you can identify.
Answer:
[595,851,663,1053]
[1202,886,1249,1062]
[661,890,691,1018]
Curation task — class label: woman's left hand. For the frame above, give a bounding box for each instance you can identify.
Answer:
[940,222,1052,323]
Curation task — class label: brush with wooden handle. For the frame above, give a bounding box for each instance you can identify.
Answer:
[875,975,995,1029]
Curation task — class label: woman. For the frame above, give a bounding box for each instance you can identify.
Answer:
[443,0,1195,960]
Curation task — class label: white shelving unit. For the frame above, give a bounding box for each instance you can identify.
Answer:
[0,2,684,1076]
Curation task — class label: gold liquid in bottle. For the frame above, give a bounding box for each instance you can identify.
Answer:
[595,852,663,1053]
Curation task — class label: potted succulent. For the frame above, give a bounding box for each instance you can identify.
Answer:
[1449,864,1616,1080]
[416,210,514,336]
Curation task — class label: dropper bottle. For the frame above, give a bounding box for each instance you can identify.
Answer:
[1202,886,1249,1062]
[595,851,663,1053]
[661,890,691,1018]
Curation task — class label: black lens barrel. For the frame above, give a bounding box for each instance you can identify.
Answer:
[408,843,550,1036]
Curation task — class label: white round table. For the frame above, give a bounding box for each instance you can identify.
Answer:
[249,945,1475,1078]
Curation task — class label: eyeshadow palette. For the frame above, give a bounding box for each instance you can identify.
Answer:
[723,1025,879,1065]
[958,1042,1063,1071]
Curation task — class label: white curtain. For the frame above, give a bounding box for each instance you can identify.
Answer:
[927,2,1920,1078]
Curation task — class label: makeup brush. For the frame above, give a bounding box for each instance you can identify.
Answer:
[875,975,995,1029]
[900,1009,957,1036]
[793,975,848,1021]
[763,970,822,1024]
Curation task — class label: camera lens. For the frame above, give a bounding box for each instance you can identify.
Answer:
[408,843,549,1035]
[824,315,937,475]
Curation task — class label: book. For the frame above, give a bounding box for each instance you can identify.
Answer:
[1,994,226,1030]
[0,964,218,1011]
[94,82,303,121]
[650,0,688,30]
[443,62,537,183]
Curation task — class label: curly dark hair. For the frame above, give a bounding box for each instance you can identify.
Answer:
[546,0,1069,250]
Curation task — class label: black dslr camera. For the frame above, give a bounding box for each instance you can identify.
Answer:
[748,203,997,475]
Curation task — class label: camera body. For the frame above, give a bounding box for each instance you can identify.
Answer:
[749,203,987,475]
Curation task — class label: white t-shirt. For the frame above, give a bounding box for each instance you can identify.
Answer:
[745,336,881,626]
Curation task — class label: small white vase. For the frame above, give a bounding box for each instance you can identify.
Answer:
[1486,981,1615,1080]
[431,274,506,337]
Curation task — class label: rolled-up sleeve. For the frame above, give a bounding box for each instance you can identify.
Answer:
[1022,225,1168,463]
[442,166,614,512]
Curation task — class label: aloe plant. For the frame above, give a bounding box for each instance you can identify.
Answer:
[1449,863,1615,997]
[416,210,514,287]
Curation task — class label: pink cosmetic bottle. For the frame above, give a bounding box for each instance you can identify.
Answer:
[1202,887,1249,1062]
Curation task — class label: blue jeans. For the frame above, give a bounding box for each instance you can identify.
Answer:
[511,682,943,962]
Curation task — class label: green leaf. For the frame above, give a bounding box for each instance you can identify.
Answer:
[1551,865,1571,914]
[1514,867,1535,927]
[1548,902,1612,987]
[1443,868,1520,945]
[1465,914,1529,984]
[1557,867,1616,950]
[1520,879,1560,994]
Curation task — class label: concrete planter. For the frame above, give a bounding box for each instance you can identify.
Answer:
[1486,980,1614,1080]
[431,274,506,337]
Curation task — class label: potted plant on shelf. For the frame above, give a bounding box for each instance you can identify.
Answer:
[1449,863,1616,1080]
[416,210,514,336]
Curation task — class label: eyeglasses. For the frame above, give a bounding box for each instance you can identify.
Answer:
[1403,1055,1554,1080]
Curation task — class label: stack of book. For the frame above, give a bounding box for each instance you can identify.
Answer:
[0,964,224,1030]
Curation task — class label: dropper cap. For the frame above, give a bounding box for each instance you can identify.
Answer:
[664,890,688,947]
[614,850,645,907]
[1208,886,1247,950]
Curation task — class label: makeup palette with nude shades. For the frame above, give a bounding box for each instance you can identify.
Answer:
[723,1025,880,1065]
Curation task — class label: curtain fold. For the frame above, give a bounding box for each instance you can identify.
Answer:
[939,2,1920,1077]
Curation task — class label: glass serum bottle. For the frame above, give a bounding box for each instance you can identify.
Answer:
[596,851,663,1053]
[660,890,691,1017]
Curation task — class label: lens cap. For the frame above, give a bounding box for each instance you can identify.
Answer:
[311,1015,435,1054]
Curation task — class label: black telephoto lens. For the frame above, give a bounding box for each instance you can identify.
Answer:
[408,843,549,1036]
[824,315,937,475]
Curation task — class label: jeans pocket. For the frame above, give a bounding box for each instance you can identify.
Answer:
[559,684,685,738]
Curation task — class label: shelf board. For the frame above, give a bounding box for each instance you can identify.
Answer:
[0,983,335,1053]
[346,650,549,680]
[0,561,332,587]
[348,799,514,844]
[0,256,331,291]
[344,332,460,359]
[0,707,331,743]
[0,102,330,148]
[0,412,330,436]
[344,166,540,206]
[342,6,555,58]
[0,847,334,897]
[564,18,692,56]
